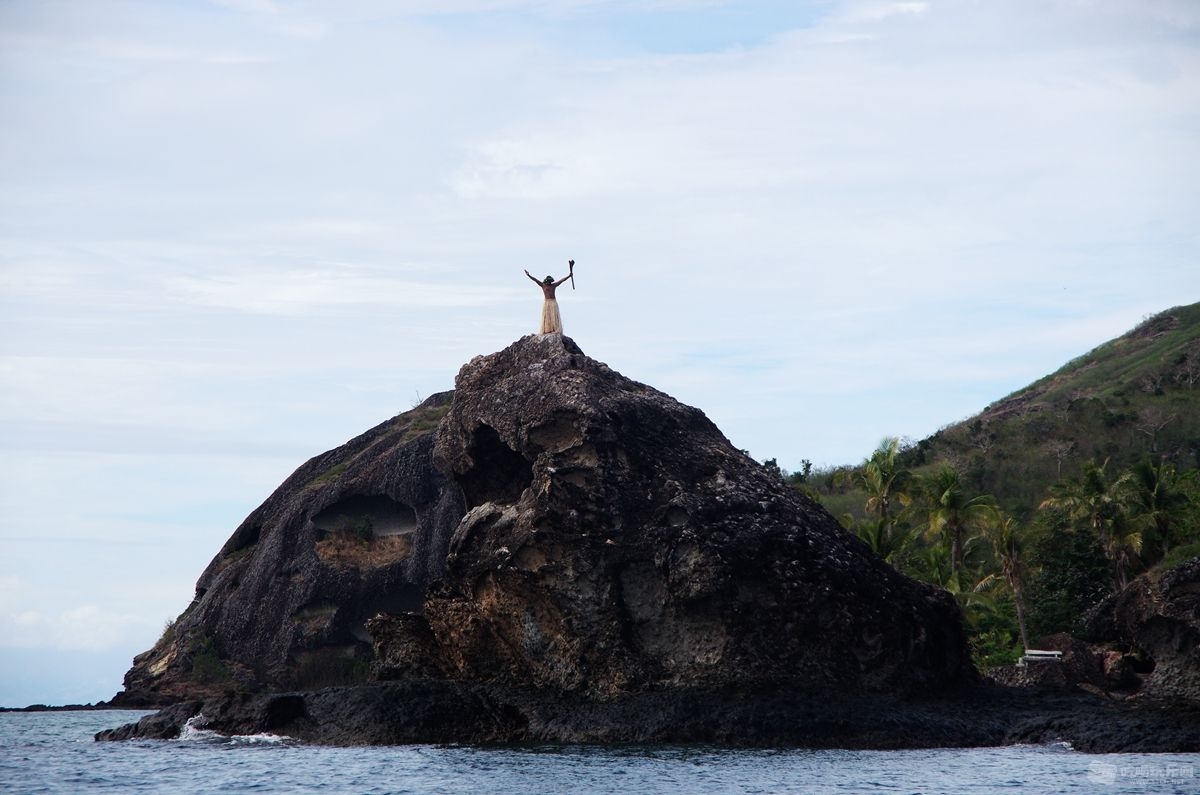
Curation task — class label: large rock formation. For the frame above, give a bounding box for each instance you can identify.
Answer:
[113,392,464,705]
[112,335,972,710]
[105,334,978,740]
[384,334,972,696]
[1084,557,1200,703]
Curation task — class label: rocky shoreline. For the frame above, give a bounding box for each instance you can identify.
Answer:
[95,679,1199,752]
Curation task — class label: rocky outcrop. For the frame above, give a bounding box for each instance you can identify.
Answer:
[106,334,979,741]
[112,335,973,713]
[1084,557,1200,702]
[112,392,464,706]
[395,334,972,696]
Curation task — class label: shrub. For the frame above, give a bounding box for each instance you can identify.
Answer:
[189,634,232,684]
[1157,543,1200,572]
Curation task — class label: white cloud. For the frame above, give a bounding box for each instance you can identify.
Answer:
[0,603,154,651]
[164,268,520,314]
[0,577,157,652]
[833,1,928,25]
[211,0,285,14]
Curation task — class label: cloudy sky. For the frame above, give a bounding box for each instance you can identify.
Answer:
[1,0,1197,706]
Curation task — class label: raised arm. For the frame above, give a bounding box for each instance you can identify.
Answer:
[552,274,572,287]
[524,269,543,286]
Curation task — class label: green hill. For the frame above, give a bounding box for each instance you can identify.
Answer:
[904,302,1200,517]
[793,303,1200,662]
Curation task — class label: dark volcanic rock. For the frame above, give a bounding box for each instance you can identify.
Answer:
[366,613,444,680]
[111,392,465,706]
[977,567,1200,749]
[984,633,1108,692]
[400,334,972,695]
[1084,556,1200,703]
[106,334,980,743]
[97,679,1200,752]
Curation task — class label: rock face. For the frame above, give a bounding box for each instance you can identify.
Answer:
[112,392,464,706]
[107,334,976,738]
[391,334,973,696]
[1084,557,1200,703]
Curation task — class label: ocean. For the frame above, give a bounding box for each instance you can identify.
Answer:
[1,710,1195,794]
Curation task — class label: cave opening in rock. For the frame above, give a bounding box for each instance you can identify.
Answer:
[225,523,261,555]
[350,584,426,643]
[313,495,417,538]
[459,423,533,508]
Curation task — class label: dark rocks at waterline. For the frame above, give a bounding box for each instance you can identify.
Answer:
[95,679,1200,752]
[1001,694,1200,754]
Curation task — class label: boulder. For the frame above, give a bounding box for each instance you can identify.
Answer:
[984,633,1106,691]
[1085,556,1200,703]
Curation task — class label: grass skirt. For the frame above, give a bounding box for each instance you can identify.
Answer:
[540,298,563,334]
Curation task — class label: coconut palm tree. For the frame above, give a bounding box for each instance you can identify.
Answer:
[1041,459,1118,543]
[853,515,918,568]
[915,538,997,630]
[1104,516,1144,590]
[1040,459,1138,590]
[861,437,912,527]
[980,514,1031,651]
[1118,457,1192,562]
[920,465,998,574]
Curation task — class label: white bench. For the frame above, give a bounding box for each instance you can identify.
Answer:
[1018,649,1064,667]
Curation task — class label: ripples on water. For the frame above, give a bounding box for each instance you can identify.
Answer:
[1,710,1195,794]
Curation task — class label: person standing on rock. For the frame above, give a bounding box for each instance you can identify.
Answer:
[525,260,574,334]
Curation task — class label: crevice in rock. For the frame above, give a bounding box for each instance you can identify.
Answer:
[459,424,533,509]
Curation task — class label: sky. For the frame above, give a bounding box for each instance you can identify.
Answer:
[1,0,1197,707]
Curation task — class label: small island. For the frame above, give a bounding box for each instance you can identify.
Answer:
[97,332,1200,751]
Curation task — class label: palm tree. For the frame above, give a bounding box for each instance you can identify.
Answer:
[915,538,997,629]
[843,438,919,568]
[1040,459,1137,589]
[920,465,998,574]
[1104,516,1143,590]
[860,437,913,527]
[853,516,918,568]
[1118,457,1192,562]
[1041,459,1117,543]
[981,514,1031,651]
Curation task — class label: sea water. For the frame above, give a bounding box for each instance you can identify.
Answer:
[0,710,1195,794]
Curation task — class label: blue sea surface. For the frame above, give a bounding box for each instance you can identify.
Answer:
[1,710,1196,794]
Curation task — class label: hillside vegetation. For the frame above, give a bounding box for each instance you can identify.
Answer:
[911,303,1200,516]
[778,303,1200,667]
